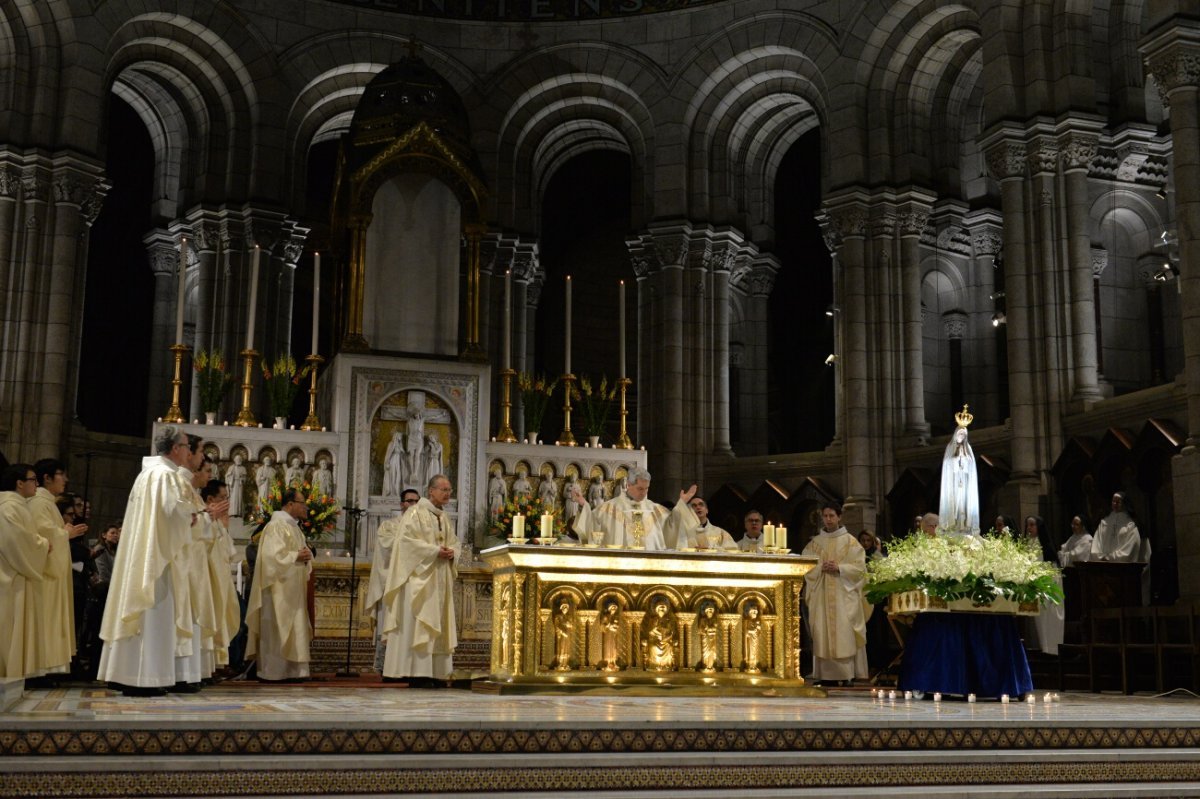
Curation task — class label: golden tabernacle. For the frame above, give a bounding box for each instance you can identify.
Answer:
[479,544,821,695]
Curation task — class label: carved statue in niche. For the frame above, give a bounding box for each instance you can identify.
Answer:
[498,583,512,668]
[642,596,677,672]
[741,601,762,674]
[538,467,558,510]
[597,600,622,672]
[423,433,443,481]
[226,454,247,517]
[374,389,454,496]
[551,597,575,671]
[487,467,507,516]
[255,455,277,501]
[588,474,606,509]
[696,601,720,672]
[312,458,333,496]
[511,466,533,498]
[383,431,405,496]
[285,456,306,487]
[563,472,582,523]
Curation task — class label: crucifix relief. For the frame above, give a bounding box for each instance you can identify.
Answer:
[380,390,452,496]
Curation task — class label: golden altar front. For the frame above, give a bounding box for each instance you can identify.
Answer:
[479,544,821,695]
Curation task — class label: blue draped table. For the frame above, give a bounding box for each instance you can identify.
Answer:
[898,612,1033,698]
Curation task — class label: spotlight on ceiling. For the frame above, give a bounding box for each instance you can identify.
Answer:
[1156,186,1168,201]
[1153,262,1179,283]
[989,291,1006,301]
[825,304,840,318]
[991,311,1007,328]
[824,353,838,366]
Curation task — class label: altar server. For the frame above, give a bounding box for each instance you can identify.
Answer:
[29,458,83,675]
[0,465,50,678]
[246,487,314,681]
[801,503,868,685]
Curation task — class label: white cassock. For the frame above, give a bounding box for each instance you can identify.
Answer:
[179,470,217,679]
[206,515,241,668]
[738,534,765,553]
[27,486,73,673]
[365,513,405,670]
[381,498,458,679]
[1090,512,1140,562]
[801,526,868,681]
[672,507,738,551]
[572,493,683,550]
[0,491,50,678]
[246,511,313,680]
[98,456,197,687]
[1058,533,1093,568]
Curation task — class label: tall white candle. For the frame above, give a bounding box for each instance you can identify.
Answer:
[764,523,776,550]
[513,513,525,539]
[311,252,320,355]
[540,513,553,538]
[618,279,626,379]
[503,269,512,370]
[246,244,260,350]
[175,237,188,343]
[564,275,572,374]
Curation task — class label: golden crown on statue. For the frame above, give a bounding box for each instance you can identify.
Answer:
[954,404,974,428]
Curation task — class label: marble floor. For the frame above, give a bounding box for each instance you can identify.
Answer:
[4,683,1200,797]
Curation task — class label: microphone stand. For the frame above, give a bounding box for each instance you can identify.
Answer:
[336,506,368,678]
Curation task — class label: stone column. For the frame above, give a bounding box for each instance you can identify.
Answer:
[0,164,19,428]
[186,214,221,417]
[897,194,933,443]
[1059,125,1105,404]
[965,210,1004,425]
[709,240,736,456]
[942,311,968,408]
[143,229,180,427]
[1027,137,1066,468]
[343,213,372,351]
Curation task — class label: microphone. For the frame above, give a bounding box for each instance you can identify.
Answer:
[342,506,368,517]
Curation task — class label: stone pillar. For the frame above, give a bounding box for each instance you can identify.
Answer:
[1144,21,1200,600]
[462,222,488,361]
[897,194,933,443]
[343,213,372,351]
[143,229,179,428]
[709,241,736,457]
[942,311,968,409]
[186,213,221,418]
[965,210,1004,425]
[1059,124,1105,404]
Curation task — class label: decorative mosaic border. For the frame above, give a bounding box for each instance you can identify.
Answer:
[4,760,1200,797]
[3,725,1200,757]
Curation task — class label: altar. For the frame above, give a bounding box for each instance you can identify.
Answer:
[479,544,821,695]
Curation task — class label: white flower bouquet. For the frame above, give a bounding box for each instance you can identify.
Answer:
[866,531,1063,608]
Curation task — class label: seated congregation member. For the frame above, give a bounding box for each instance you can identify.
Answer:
[1058,515,1093,567]
[801,503,868,685]
[1090,492,1141,563]
[0,464,51,679]
[246,487,314,682]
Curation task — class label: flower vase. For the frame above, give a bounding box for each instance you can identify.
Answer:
[526,433,538,445]
[588,435,601,448]
[204,411,216,425]
[274,416,287,430]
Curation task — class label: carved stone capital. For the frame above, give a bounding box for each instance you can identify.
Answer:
[942,311,968,340]
[21,172,48,202]
[731,258,778,298]
[1026,141,1059,176]
[193,222,222,253]
[526,275,544,308]
[822,204,867,242]
[625,229,690,276]
[1059,134,1099,172]
[703,241,740,273]
[281,233,308,265]
[897,210,930,238]
[984,141,1027,181]
[869,213,896,239]
[81,181,109,225]
[511,249,539,282]
[972,231,1003,258]
[0,165,21,198]
[1146,47,1200,97]
[1091,247,1108,278]
[147,245,179,278]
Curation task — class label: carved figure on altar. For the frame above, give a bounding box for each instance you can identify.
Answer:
[498,583,512,667]
[285,457,305,487]
[551,598,574,671]
[312,458,333,497]
[511,466,533,498]
[255,456,276,501]
[642,596,677,671]
[598,600,622,671]
[538,471,558,510]
[587,475,606,509]
[383,432,405,497]
[615,474,627,496]
[563,474,582,522]
[487,469,507,516]
[938,406,980,535]
[741,602,762,673]
[696,602,720,672]
[423,434,443,485]
[227,455,247,516]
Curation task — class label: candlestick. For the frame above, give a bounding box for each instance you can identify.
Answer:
[246,244,260,350]
[162,343,190,423]
[764,523,775,550]
[540,513,553,538]
[311,252,320,355]
[175,237,188,343]
[300,354,324,431]
[513,514,525,539]
[496,368,517,443]
[614,377,633,449]
[557,373,577,446]
[778,525,788,550]
[564,275,572,375]
[233,348,259,427]
[618,279,626,379]
[503,269,512,370]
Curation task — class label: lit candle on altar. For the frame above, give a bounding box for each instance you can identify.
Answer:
[618,279,626,378]
[540,513,553,538]
[503,269,512,370]
[246,244,261,350]
[175,237,188,343]
[763,523,776,550]
[777,525,788,549]
[311,252,320,355]
[512,513,525,539]
[564,275,572,374]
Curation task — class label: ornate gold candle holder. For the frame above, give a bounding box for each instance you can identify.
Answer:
[300,353,324,431]
[496,368,517,443]
[615,376,633,449]
[557,373,577,446]
[233,348,260,427]
[162,343,190,424]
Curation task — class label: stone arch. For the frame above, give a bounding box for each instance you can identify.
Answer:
[0,0,56,143]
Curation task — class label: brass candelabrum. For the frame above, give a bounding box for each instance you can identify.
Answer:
[615,376,634,449]
[233,348,260,427]
[496,368,517,443]
[557,373,577,446]
[162,343,190,424]
[300,354,324,431]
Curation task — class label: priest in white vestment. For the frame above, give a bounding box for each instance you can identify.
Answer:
[381,475,459,686]
[366,489,420,670]
[246,487,314,681]
[200,474,238,671]
[737,510,766,552]
[29,458,82,675]
[98,427,198,696]
[1090,493,1141,562]
[1058,515,1093,567]
[181,450,218,683]
[675,496,738,550]
[569,468,690,550]
[801,503,868,684]
[0,465,51,678]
